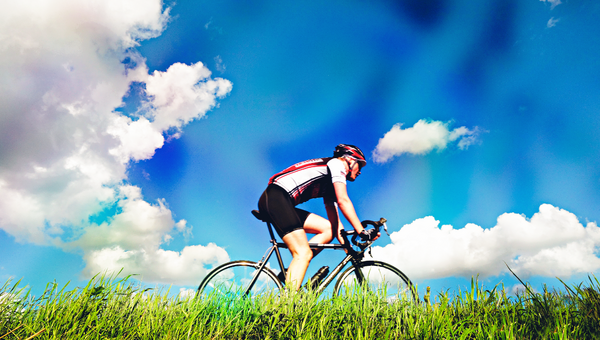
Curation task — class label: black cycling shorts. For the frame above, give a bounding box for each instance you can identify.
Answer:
[258,184,311,238]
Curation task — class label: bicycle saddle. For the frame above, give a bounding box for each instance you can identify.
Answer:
[251,209,272,223]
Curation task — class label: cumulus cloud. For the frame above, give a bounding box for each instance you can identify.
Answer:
[69,186,229,285]
[82,244,229,286]
[372,119,481,163]
[0,0,232,285]
[145,62,233,132]
[371,204,600,280]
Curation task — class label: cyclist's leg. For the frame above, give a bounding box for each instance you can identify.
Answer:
[259,185,312,291]
[282,229,313,291]
[303,213,334,257]
[283,212,336,288]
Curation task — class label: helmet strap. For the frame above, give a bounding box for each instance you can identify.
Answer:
[344,157,356,178]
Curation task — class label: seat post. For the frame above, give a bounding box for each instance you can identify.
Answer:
[268,221,287,279]
[266,221,277,242]
[252,210,287,278]
[267,221,288,280]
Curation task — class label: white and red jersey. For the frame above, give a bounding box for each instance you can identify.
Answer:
[269,157,347,206]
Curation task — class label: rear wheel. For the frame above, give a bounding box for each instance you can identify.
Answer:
[197,260,283,298]
[333,260,417,302]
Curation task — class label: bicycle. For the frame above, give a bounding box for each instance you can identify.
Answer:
[196,210,418,302]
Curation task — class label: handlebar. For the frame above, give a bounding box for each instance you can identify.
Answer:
[346,217,388,249]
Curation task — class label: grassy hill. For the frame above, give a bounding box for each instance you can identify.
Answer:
[1,274,599,339]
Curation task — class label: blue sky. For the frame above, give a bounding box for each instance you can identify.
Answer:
[1,0,600,298]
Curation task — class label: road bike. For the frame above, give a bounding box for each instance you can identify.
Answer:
[196,210,417,302]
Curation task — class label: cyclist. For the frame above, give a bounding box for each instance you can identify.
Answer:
[257,144,379,291]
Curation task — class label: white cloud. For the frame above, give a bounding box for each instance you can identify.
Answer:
[372,119,481,163]
[82,244,229,286]
[179,287,196,299]
[145,62,233,132]
[547,17,560,28]
[70,185,230,285]
[0,0,231,285]
[66,185,181,251]
[371,204,600,280]
[540,0,562,10]
[107,116,165,163]
[214,55,226,73]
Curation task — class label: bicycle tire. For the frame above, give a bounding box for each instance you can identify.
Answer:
[333,260,417,302]
[196,260,283,298]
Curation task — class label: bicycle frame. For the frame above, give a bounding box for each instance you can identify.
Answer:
[244,219,369,295]
[196,212,415,301]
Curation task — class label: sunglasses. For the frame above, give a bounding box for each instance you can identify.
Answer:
[352,161,362,175]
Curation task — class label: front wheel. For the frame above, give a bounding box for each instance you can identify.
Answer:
[333,260,417,302]
[196,260,283,298]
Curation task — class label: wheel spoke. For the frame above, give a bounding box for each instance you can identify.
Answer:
[198,261,282,298]
[334,261,416,302]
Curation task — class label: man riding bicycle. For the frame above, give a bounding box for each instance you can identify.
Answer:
[258,144,380,291]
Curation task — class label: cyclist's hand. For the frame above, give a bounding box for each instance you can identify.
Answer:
[359,228,379,242]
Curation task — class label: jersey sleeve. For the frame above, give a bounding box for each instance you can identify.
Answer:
[327,158,347,185]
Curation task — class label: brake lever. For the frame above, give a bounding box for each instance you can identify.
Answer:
[383,222,390,236]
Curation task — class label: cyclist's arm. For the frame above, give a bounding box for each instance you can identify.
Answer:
[324,200,345,244]
[332,181,365,234]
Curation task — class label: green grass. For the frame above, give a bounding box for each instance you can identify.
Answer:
[1,274,600,339]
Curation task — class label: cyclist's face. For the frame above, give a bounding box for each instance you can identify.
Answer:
[347,160,362,182]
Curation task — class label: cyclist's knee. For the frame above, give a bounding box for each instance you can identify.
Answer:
[294,247,313,262]
[321,229,333,242]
